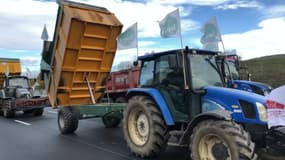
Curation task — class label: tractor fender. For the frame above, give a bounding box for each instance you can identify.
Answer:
[179,109,232,145]
[127,88,175,125]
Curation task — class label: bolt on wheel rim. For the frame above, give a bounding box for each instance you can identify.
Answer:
[128,108,150,146]
[198,134,231,160]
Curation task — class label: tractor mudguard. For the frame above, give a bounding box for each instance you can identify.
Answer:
[179,109,232,145]
[127,88,175,125]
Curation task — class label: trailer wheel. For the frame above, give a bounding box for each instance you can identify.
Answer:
[123,96,169,158]
[33,108,44,116]
[190,120,257,160]
[58,107,79,134]
[102,114,121,128]
[3,100,15,118]
[23,110,33,114]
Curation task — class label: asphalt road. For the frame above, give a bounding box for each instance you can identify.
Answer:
[0,107,190,160]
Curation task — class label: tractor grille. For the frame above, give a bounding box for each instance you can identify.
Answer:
[239,100,256,119]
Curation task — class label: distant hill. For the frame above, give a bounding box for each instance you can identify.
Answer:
[240,54,285,88]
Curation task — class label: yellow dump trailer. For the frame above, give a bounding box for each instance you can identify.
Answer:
[48,1,122,107]
[0,58,21,86]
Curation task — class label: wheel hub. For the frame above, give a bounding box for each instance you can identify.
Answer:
[212,143,229,160]
[137,114,149,137]
[199,134,231,160]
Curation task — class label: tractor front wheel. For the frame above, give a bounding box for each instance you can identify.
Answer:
[190,120,257,160]
[123,96,169,158]
[3,100,15,118]
[58,107,79,134]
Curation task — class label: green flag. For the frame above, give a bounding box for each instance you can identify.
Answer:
[200,17,222,51]
[117,23,138,50]
[159,9,181,38]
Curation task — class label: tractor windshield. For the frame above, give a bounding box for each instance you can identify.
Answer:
[188,54,223,90]
[8,77,29,88]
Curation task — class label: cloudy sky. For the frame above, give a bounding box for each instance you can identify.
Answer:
[0,0,285,73]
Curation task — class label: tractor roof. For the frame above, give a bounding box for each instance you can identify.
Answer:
[138,47,219,61]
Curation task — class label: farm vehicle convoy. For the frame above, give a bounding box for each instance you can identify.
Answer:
[1,0,284,159]
[0,58,50,118]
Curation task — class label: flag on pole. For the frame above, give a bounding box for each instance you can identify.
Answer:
[158,9,181,38]
[117,22,138,50]
[200,17,222,51]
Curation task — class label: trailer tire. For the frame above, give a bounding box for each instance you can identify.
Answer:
[3,100,15,118]
[33,108,44,116]
[190,120,257,160]
[102,114,121,128]
[58,107,79,134]
[23,110,33,114]
[123,95,169,158]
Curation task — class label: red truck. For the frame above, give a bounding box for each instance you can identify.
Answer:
[105,66,139,103]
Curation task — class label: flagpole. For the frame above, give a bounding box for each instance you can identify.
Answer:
[214,16,226,53]
[136,22,139,60]
[177,9,189,90]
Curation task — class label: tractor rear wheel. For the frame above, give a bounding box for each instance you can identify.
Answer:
[190,120,257,160]
[58,107,79,134]
[123,96,169,158]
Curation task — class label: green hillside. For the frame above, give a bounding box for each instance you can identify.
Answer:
[240,54,285,88]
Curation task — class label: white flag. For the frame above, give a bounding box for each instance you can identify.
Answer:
[200,17,222,51]
[158,9,181,38]
[117,23,138,50]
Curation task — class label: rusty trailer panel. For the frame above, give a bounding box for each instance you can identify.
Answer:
[48,1,122,107]
[0,58,21,87]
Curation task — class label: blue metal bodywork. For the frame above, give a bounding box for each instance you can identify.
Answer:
[127,88,175,125]
[230,80,272,96]
[203,86,266,125]
[127,86,267,126]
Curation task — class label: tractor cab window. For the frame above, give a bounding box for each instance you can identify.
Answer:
[226,61,239,80]
[155,54,183,88]
[140,61,154,87]
[8,77,29,88]
[189,54,223,90]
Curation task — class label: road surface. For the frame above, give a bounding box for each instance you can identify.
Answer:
[0,107,190,160]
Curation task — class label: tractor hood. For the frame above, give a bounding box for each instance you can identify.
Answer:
[232,80,272,96]
[202,86,267,124]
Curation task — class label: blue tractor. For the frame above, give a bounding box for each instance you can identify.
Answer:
[123,47,285,159]
[216,54,272,96]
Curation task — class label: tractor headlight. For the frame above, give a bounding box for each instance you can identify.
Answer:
[256,102,267,122]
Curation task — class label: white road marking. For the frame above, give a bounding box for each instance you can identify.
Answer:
[14,120,31,126]
[48,111,58,114]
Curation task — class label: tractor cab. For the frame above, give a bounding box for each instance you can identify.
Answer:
[4,75,32,99]
[216,54,272,96]
[137,47,224,122]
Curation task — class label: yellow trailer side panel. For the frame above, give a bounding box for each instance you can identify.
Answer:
[48,2,122,107]
[0,58,21,87]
